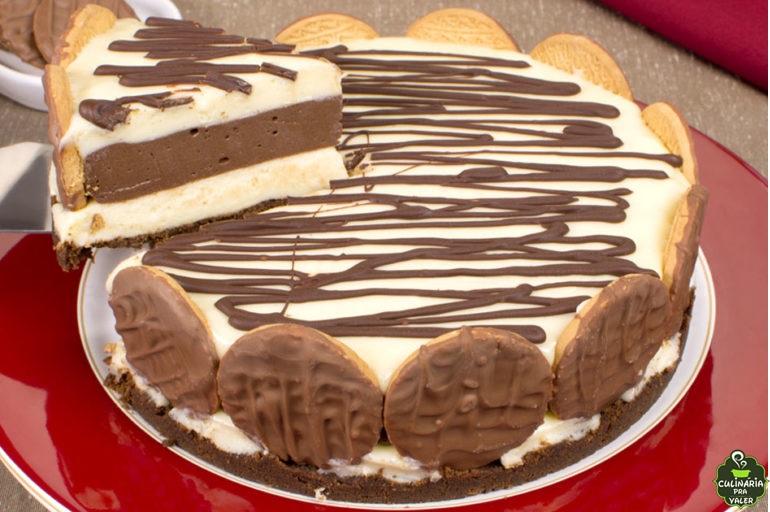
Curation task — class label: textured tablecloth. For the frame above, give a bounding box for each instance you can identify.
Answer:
[0,0,766,510]
[599,0,767,90]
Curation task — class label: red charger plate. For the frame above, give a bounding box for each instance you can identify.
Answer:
[0,128,766,512]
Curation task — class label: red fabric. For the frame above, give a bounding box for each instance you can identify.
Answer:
[598,0,768,89]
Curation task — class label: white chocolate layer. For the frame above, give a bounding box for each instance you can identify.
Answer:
[62,18,342,157]
[52,147,346,246]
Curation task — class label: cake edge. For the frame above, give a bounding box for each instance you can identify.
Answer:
[101,291,695,504]
[53,196,286,270]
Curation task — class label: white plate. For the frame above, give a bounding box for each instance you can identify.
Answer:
[0,0,181,111]
[78,249,716,510]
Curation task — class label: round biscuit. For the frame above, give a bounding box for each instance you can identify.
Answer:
[217,324,383,468]
[275,13,378,49]
[33,0,136,63]
[109,265,220,415]
[642,101,699,184]
[551,274,670,419]
[662,184,709,337]
[406,8,518,50]
[530,33,633,100]
[0,0,46,67]
[384,326,552,470]
[50,4,116,67]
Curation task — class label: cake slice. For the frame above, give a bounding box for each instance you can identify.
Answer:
[43,5,346,269]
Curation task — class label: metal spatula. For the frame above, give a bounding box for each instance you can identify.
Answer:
[0,142,52,232]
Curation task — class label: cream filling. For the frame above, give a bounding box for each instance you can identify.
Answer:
[168,410,264,456]
[621,333,681,402]
[52,147,346,246]
[500,414,602,469]
[324,446,442,484]
[62,18,342,157]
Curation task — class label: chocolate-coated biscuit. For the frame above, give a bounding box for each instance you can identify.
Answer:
[0,0,46,67]
[384,327,552,470]
[217,324,383,468]
[109,265,220,415]
[551,274,671,419]
[662,184,709,337]
[33,0,136,62]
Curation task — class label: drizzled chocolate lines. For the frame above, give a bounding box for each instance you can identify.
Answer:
[81,17,299,127]
[318,46,681,169]
[79,91,194,130]
[144,43,682,346]
[143,184,648,344]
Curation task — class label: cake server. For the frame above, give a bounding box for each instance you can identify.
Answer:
[0,142,52,232]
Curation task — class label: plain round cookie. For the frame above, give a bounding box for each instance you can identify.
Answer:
[406,8,518,50]
[275,13,378,49]
[530,33,633,100]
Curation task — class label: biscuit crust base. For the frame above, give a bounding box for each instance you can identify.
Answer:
[53,198,286,270]
[103,295,694,504]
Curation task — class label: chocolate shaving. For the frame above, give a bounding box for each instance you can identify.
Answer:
[79,92,194,130]
[247,37,296,54]
[79,18,300,126]
[260,62,298,81]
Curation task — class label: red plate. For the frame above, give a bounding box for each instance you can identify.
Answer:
[0,129,766,512]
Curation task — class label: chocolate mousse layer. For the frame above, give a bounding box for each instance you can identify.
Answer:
[83,96,342,203]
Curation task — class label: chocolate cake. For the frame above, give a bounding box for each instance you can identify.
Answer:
[95,9,708,505]
[43,5,347,269]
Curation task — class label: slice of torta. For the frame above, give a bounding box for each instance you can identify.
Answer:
[43,5,346,269]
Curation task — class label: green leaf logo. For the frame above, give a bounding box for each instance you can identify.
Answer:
[714,450,768,509]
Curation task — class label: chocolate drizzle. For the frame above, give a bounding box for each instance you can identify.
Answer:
[142,42,684,346]
[81,17,300,128]
[79,91,194,130]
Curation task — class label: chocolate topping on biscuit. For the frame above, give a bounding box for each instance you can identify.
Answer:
[551,274,671,419]
[0,0,45,67]
[384,327,552,469]
[109,265,219,414]
[33,0,137,63]
[217,324,383,468]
